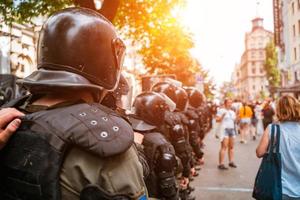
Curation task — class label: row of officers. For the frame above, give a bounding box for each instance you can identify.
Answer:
[0,8,213,200]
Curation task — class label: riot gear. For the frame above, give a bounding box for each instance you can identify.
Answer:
[185,87,204,108]
[152,82,177,103]
[1,8,146,200]
[20,7,126,94]
[175,87,188,111]
[133,92,174,126]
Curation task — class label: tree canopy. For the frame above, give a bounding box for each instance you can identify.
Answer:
[264,41,280,89]
[0,0,215,95]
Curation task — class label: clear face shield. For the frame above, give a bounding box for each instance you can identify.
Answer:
[159,93,176,112]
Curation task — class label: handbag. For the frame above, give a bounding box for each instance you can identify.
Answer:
[253,124,282,200]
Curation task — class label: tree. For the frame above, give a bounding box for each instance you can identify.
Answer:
[0,0,120,24]
[264,41,280,89]
[0,0,215,92]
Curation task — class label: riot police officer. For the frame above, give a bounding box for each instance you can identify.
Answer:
[0,8,146,200]
[152,82,195,200]
[131,92,178,200]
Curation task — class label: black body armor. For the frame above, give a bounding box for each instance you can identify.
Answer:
[129,116,178,200]
[0,98,134,200]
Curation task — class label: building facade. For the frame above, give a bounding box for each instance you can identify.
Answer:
[274,0,300,96]
[0,22,39,78]
[232,18,273,101]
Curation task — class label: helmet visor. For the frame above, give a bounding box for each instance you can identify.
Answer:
[159,93,176,112]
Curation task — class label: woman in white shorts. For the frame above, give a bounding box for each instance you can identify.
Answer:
[216,99,237,170]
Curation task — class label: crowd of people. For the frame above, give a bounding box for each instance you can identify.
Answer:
[0,7,215,200]
[212,98,276,170]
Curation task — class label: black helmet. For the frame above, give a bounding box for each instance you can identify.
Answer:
[19,7,125,94]
[175,87,188,111]
[152,82,177,103]
[185,87,204,108]
[133,92,176,126]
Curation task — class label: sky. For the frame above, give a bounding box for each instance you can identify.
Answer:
[180,0,274,87]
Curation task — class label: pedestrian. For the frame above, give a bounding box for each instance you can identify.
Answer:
[256,95,300,200]
[0,108,24,150]
[216,98,237,170]
[254,101,264,136]
[0,8,147,200]
[262,98,275,130]
[249,102,258,140]
[238,101,253,143]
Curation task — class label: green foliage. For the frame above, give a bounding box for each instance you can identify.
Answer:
[264,41,280,88]
[114,0,210,87]
[0,0,73,24]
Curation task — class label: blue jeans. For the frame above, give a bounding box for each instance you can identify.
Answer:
[282,194,300,200]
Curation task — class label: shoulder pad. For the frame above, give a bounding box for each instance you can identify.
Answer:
[127,115,156,132]
[143,132,169,146]
[177,112,189,125]
[27,103,134,158]
[185,109,199,119]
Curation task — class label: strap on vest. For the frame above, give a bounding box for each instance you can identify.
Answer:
[80,184,131,200]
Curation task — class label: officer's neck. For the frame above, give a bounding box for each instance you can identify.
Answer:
[32,91,94,107]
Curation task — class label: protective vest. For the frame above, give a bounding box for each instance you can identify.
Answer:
[0,97,134,200]
[129,116,178,200]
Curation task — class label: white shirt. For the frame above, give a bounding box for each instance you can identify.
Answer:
[217,108,236,129]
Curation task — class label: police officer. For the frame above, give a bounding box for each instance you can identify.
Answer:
[0,8,146,200]
[185,87,208,141]
[152,82,195,200]
[131,92,178,200]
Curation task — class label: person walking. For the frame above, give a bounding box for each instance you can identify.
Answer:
[256,95,300,200]
[262,98,275,130]
[238,102,253,143]
[254,101,264,136]
[216,98,237,170]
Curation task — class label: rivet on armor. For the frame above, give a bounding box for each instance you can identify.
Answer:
[100,131,108,138]
[90,120,98,125]
[102,117,108,121]
[91,108,98,112]
[113,126,119,132]
[79,112,87,117]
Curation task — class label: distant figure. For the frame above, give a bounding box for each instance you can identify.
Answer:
[256,95,300,200]
[238,102,253,143]
[262,99,275,130]
[254,101,264,136]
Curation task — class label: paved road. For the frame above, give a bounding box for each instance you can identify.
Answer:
[190,132,262,200]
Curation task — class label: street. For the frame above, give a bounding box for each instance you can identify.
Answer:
[191,132,261,200]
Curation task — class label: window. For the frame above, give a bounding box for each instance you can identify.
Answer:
[293,24,296,37]
[252,67,256,74]
[260,68,264,74]
[298,20,300,35]
[292,2,295,14]
[253,85,256,90]
[252,61,256,66]
[294,47,297,60]
[298,0,300,10]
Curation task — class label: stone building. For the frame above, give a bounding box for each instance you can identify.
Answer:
[233,17,273,101]
[274,0,300,97]
[0,22,40,78]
